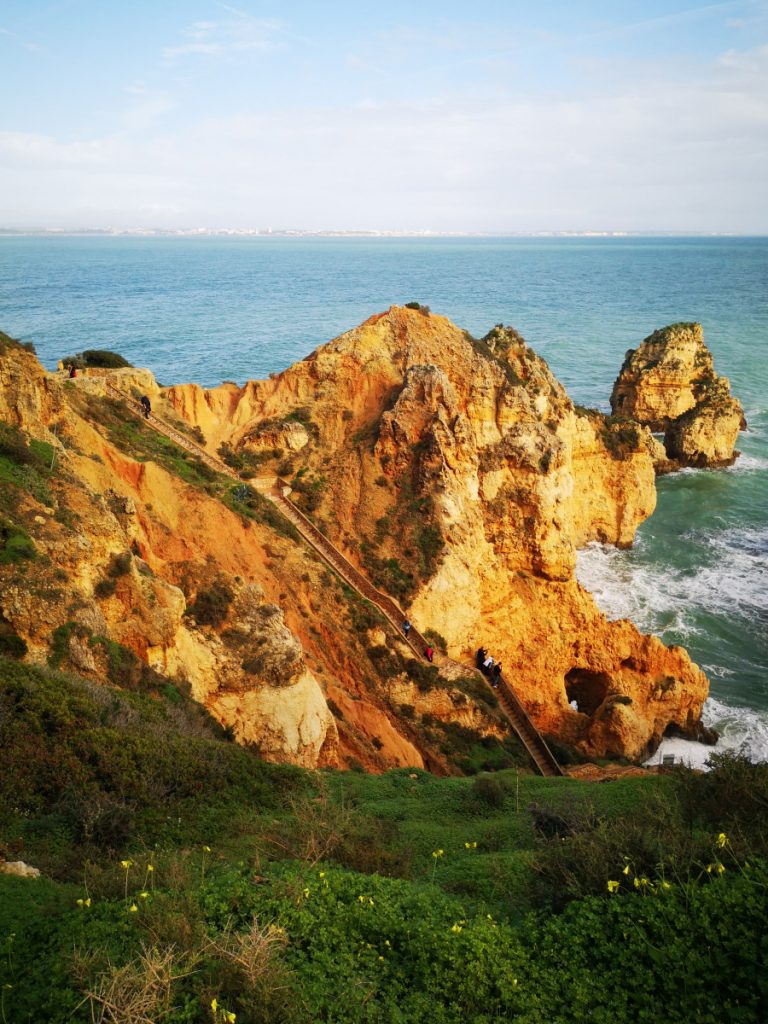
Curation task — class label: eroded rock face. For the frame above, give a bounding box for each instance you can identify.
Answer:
[0,311,717,764]
[665,379,745,468]
[163,308,710,760]
[610,323,745,468]
[0,346,338,769]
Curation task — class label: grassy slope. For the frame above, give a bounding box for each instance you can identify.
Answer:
[1,657,766,1023]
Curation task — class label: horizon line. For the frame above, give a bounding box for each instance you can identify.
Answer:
[1,227,765,239]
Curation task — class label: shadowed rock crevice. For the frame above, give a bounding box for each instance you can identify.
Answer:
[565,668,613,716]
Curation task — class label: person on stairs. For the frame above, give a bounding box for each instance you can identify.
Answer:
[140,395,151,419]
[424,644,434,663]
[403,619,411,638]
[492,663,502,688]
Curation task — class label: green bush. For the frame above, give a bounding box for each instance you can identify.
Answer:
[188,581,234,627]
[0,622,27,658]
[93,577,117,598]
[471,773,511,808]
[62,349,133,369]
[0,518,36,564]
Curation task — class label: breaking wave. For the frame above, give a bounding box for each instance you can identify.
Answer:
[645,698,768,768]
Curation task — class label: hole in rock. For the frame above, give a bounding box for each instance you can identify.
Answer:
[565,668,613,716]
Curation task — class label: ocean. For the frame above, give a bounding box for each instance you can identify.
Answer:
[1,234,766,763]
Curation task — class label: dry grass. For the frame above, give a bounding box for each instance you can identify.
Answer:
[81,943,199,1024]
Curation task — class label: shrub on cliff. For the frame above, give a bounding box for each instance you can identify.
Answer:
[188,580,234,627]
[0,518,36,564]
[62,349,133,369]
[0,657,302,859]
[0,329,35,355]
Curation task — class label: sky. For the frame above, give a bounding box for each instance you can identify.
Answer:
[1,0,767,232]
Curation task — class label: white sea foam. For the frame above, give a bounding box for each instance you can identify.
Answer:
[576,525,768,631]
[726,452,768,473]
[644,697,768,768]
[575,542,698,637]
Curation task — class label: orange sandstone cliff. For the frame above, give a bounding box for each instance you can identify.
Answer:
[0,312,715,767]
[159,308,711,761]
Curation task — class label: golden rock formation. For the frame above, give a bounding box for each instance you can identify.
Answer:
[162,308,711,761]
[610,322,745,468]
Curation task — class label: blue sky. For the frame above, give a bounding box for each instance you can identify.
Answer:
[1,1,767,231]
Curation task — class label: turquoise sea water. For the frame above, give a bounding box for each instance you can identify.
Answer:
[1,236,766,760]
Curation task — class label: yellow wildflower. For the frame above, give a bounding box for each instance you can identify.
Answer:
[211,998,218,1012]
[226,1014,236,1023]
[622,864,631,876]
[76,898,84,907]
[319,871,325,878]
[432,849,444,859]
[147,864,154,872]
[661,881,671,890]
[706,864,714,873]
[450,923,462,934]
[716,833,728,848]
[139,891,149,899]
[129,904,138,913]
[85,897,91,907]
[717,862,726,874]
[203,845,211,853]
[633,876,640,889]
[303,888,310,898]
[120,860,132,870]
[464,841,477,849]
[607,880,620,893]
[358,895,365,903]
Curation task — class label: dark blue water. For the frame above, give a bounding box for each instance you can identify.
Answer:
[1,235,766,760]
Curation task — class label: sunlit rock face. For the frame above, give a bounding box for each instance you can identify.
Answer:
[0,310,716,764]
[610,322,745,468]
[164,308,709,760]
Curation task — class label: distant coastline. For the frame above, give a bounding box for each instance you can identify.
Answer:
[0,227,758,239]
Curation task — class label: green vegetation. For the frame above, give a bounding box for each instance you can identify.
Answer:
[0,420,55,508]
[77,395,299,542]
[600,415,642,459]
[188,580,235,628]
[1,657,766,1023]
[0,518,36,564]
[0,329,35,356]
[360,491,445,605]
[61,349,133,369]
[217,441,282,478]
[0,617,26,658]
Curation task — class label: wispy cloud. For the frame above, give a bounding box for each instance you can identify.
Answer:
[162,11,283,61]
[0,24,42,52]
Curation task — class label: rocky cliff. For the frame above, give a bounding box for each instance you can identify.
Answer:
[0,312,716,765]
[158,308,711,761]
[610,322,745,468]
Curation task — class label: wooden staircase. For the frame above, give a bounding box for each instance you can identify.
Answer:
[104,382,562,776]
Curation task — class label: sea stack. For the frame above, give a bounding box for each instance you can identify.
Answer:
[610,322,746,468]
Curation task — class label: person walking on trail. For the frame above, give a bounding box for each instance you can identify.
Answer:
[492,663,502,688]
[140,395,151,419]
[424,644,434,663]
[482,654,494,676]
[476,647,487,670]
[68,365,77,379]
[403,619,411,638]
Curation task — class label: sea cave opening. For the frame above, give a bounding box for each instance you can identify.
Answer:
[565,668,613,716]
